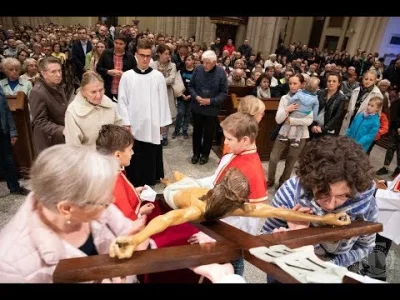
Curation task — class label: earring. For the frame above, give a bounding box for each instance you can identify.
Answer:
[66,219,71,225]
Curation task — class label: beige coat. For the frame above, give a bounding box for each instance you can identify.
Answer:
[150,60,177,119]
[65,92,123,147]
[0,193,138,283]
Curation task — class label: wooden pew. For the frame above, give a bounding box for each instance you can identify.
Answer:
[215,93,282,161]
[52,195,383,283]
[6,92,36,178]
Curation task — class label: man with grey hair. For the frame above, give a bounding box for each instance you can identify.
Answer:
[29,56,67,154]
[188,50,228,165]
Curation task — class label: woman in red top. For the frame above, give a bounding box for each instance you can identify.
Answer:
[96,124,154,221]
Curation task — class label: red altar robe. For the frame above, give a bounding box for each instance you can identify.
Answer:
[214,149,268,203]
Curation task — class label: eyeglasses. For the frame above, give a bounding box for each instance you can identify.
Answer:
[316,193,348,205]
[137,53,151,60]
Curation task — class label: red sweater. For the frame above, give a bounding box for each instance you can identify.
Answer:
[113,170,141,221]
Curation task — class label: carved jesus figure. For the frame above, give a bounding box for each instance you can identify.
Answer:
[109,168,350,259]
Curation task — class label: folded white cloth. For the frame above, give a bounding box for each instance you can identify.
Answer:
[140,185,157,202]
[249,245,348,283]
[375,179,400,245]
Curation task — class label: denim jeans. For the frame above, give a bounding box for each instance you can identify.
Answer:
[174,100,191,134]
[231,257,244,276]
[0,130,20,192]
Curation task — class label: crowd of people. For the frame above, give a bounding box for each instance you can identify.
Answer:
[0,20,399,283]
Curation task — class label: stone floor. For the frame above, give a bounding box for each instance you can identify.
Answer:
[1,125,399,283]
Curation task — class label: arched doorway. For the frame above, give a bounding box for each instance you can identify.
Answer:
[210,17,248,47]
[98,16,118,27]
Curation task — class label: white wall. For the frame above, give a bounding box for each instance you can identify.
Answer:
[378,17,400,56]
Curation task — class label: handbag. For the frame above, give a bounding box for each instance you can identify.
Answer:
[270,123,283,141]
[171,70,185,97]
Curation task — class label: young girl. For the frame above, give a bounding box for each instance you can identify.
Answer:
[346,97,382,152]
[340,70,383,135]
[96,124,154,221]
[254,73,271,99]
[172,54,195,139]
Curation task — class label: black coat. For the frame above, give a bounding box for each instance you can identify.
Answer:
[311,89,347,136]
[96,49,136,99]
[71,40,92,76]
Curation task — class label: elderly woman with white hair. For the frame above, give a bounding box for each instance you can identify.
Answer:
[0,57,32,96]
[188,50,228,165]
[0,145,148,283]
[20,58,40,85]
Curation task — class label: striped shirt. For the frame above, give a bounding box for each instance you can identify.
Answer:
[260,177,378,267]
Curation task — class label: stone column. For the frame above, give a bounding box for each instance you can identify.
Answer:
[253,17,264,52]
[165,17,174,36]
[195,17,205,44]
[209,22,217,45]
[235,24,246,47]
[359,17,375,51]
[372,17,389,54]
[346,17,367,55]
[365,17,381,53]
[338,17,350,51]
[260,17,277,56]
[246,17,255,44]
[271,17,282,54]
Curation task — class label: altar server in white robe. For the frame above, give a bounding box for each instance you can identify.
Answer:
[117,39,172,186]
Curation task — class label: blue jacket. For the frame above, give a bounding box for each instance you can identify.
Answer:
[288,89,319,120]
[0,86,17,137]
[346,112,380,152]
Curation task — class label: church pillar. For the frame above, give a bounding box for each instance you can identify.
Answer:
[210,22,217,45]
[346,17,367,55]
[271,17,282,54]
[365,17,381,53]
[246,17,255,44]
[235,24,246,47]
[371,17,389,54]
[359,17,375,51]
[165,17,174,36]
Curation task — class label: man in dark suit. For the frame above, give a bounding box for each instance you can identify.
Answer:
[72,27,92,84]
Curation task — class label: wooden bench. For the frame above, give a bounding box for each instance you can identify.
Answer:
[6,92,36,178]
[52,196,383,283]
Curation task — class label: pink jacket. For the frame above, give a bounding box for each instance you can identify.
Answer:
[0,193,138,283]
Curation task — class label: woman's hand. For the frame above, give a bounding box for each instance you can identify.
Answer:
[135,186,147,195]
[187,231,217,244]
[139,203,155,215]
[285,103,299,114]
[311,125,322,133]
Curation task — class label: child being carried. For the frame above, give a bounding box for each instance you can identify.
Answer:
[278,77,320,147]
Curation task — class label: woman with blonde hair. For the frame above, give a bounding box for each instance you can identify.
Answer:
[222,95,265,155]
[0,57,32,96]
[339,70,383,135]
[88,40,106,72]
[64,71,123,147]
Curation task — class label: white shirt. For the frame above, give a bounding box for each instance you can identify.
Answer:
[117,68,172,145]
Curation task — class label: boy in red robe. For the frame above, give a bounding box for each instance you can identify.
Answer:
[96,124,155,221]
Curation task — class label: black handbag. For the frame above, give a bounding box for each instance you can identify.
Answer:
[270,123,283,141]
